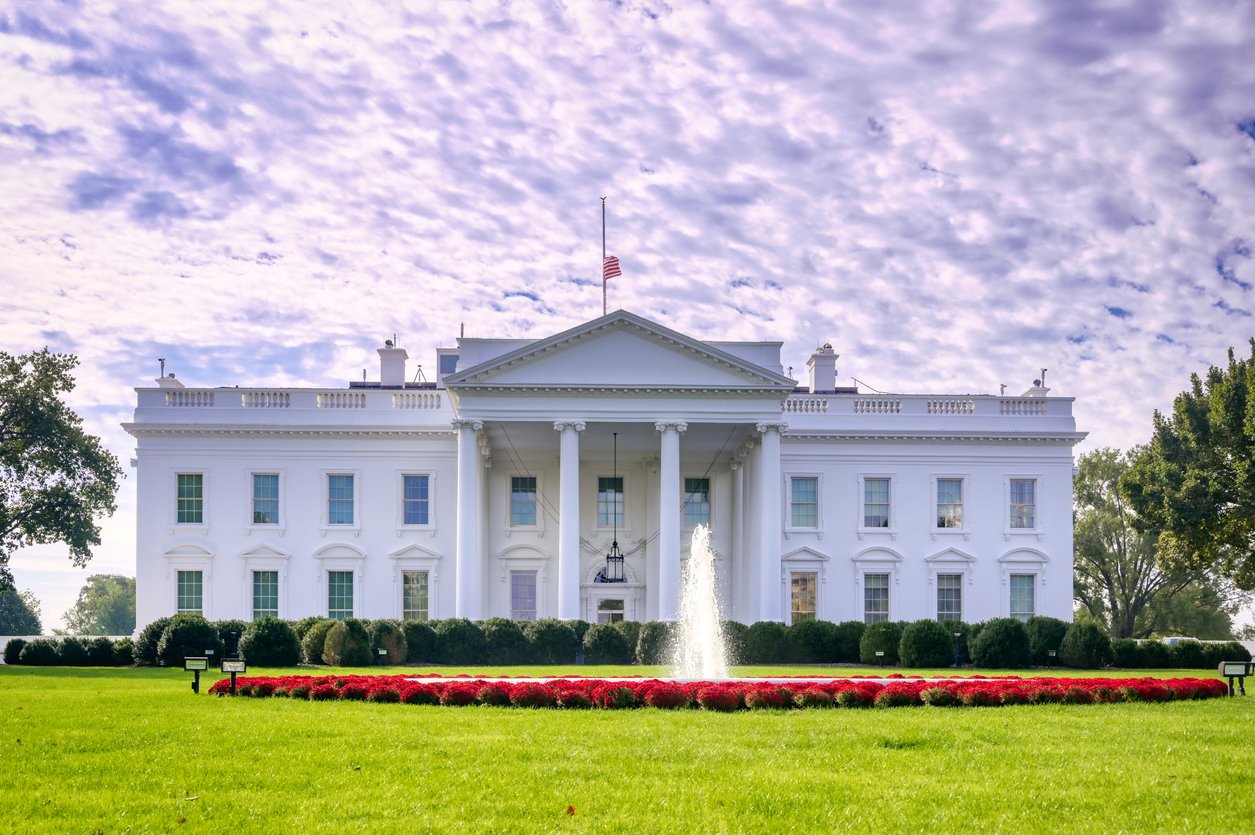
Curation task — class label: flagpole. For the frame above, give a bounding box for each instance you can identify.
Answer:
[601,196,607,316]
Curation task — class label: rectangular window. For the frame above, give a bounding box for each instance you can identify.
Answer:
[598,477,624,527]
[402,474,430,526]
[402,571,429,621]
[864,573,889,623]
[1010,479,1036,529]
[790,477,818,528]
[177,473,203,524]
[684,477,711,527]
[252,570,279,619]
[510,570,538,621]
[327,474,355,525]
[863,478,890,528]
[1010,574,1035,621]
[791,572,818,624]
[252,474,279,525]
[328,570,353,620]
[936,478,963,528]
[597,599,625,624]
[511,476,537,526]
[176,570,203,615]
[937,573,963,622]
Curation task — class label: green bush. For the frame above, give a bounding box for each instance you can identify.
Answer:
[743,621,790,664]
[402,620,438,663]
[212,619,250,657]
[85,636,115,666]
[1203,641,1252,667]
[1136,639,1171,668]
[240,618,302,666]
[524,619,579,664]
[367,620,408,666]
[611,620,642,656]
[970,618,1032,668]
[1169,639,1206,669]
[635,621,672,665]
[433,618,488,665]
[832,621,865,663]
[18,638,59,665]
[322,618,373,666]
[4,638,27,665]
[293,616,325,642]
[939,621,977,665]
[1111,638,1139,668]
[898,620,955,667]
[57,636,89,666]
[157,615,224,668]
[721,621,748,665]
[859,621,903,665]
[134,616,173,666]
[480,618,530,664]
[1060,622,1112,668]
[787,620,838,663]
[300,619,335,665]
[113,637,135,666]
[583,623,632,664]
[568,620,592,645]
[1026,616,1070,665]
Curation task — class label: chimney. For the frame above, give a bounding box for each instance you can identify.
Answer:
[378,339,408,388]
[807,343,838,393]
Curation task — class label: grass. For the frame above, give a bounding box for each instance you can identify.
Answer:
[2,665,1252,832]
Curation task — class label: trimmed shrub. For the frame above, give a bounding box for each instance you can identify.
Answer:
[368,620,408,666]
[635,622,672,665]
[795,687,835,708]
[433,618,488,665]
[19,638,59,666]
[322,618,373,666]
[1026,616,1070,665]
[1111,638,1139,668]
[743,621,790,664]
[4,638,27,665]
[583,623,632,664]
[1169,639,1206,669]
[940,620,975,664]
[788,619,838,663]
[310,684,339,701]
[510,682,555,708]
[835,686,873,708]
[568,620,592,645]
[524,619,579,665]
[1203,641,1252,667]
[921,687,959,707]
[157,615,224,668]
[1136,639,1171,668]
[476,683,511,706]
[367,685,401,704]
[400,683,440,705]
[239,618,301,667]
[833,621,865,663]
[611,620,643,657]
[57,637,90,666]
[212,619,250,657]
[86,637,115,666]
[643,682,690,709]
[440,683,479,706]
[898,620,955,668]
[293,616,325,642]
[480,618,530,665]
[557,688,593,709]
[721,621,748,665]
[402,621,438,664]
[113,637,135,666]
[859,621,903,665]
[134,616,173,666]
[301,619,335,665]
[695,685,740,711]
[744,687,787,709]
[1060,622,1112,669]
[970,618,1032,669]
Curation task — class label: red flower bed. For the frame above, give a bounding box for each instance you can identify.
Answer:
[204,674,1229,711]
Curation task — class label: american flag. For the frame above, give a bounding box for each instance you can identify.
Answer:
[602,255,622,282]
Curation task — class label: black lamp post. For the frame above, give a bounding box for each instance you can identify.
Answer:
[953,632,963,667]
[600,432,626,584]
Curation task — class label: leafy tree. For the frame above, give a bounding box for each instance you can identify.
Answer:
[1124,341,1255,587]
[0,586,41,634]
[0,350,122,590]
[62,574,135,635]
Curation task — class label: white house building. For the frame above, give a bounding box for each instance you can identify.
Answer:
[125,310,1085,630]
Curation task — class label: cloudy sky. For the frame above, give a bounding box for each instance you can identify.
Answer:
[2,0,1254,630]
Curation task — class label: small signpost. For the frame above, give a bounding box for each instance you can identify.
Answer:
[875,650,886,668]
[1219,661,1252,697]
[376,648,388,667]
[184,657,209,694]
[221,659,247,695]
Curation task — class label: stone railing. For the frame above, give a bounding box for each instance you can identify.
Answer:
[927,398,975,414]
[164,390,214,407]
[241,391,290,408]
[853,397,901,414]
[392,392,443,409]
[999,399,1047,416]
[783,397,829,413]
[316,392,367,409]
[783,393,1073,424]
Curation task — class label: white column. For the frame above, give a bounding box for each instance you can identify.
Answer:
[756,422,785,622]
[656,421,687,621]
[730,455,745,622]
[454,419,484,619]
[555,420,585,621]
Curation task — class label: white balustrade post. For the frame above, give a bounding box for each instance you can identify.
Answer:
[756,422,785,622]
[454,419,483,619]
[656,421,687,621]
[555,420,585,621]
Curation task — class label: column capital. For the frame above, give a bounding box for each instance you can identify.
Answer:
[451,418,483,432]
[654,421,688,433]
[553,420,586,432]
[755,421,787,435]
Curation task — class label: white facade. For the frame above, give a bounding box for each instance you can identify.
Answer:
[125,310,1085,630]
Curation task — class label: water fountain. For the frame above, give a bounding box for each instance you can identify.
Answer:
[668,524,730,679]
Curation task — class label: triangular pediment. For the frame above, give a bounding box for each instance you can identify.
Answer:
[924,547,976,564]
[446,310,795,391]
[782,546,830,562]
[238,543,291,560]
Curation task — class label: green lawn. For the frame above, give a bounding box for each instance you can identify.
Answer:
[2,665,1251,832]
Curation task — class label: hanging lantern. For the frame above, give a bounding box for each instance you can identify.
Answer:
[599,432,627,583]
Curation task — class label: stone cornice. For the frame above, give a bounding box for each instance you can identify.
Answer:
[122,423,455,439]
[446,383,791,397]
[781,430,1088,445]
